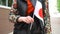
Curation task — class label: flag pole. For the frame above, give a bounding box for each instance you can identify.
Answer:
[29,0,38,30]
[30,13,34,30]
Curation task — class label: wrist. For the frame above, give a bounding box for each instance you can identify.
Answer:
[18,17,23,22]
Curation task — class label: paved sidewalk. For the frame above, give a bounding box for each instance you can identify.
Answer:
[51,17,60,34]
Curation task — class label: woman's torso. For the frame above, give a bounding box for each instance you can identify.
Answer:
[14,0,44,34]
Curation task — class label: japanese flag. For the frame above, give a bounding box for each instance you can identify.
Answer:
[34,0,44,22]
[30,0,44,30]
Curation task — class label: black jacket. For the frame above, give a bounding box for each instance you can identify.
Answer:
[9,0,45,34]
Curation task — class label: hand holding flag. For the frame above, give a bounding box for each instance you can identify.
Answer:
[30,0,44,30]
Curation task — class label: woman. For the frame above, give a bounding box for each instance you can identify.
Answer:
[9,0,45,34]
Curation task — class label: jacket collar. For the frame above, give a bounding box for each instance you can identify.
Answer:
[31,0,37,7]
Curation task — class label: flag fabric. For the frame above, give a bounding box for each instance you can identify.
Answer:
[34,0,44,24]
[34,0,45,33]
[30,0,44,31]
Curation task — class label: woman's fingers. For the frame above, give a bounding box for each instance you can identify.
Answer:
[24,18,31,24]
[18,16,34,24]
[27,16,34,23]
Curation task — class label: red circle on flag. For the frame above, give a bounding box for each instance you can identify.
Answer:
[39,8,43,18]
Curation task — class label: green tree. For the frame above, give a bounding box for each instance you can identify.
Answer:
[57,0,60,12]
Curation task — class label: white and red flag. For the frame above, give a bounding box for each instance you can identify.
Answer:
[30,0,44,30]
[34,0,44,22]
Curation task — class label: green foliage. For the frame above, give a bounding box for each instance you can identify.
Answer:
[1,0,6,6]
[57,0,60,12]
[0,0,13,7]
[8,0,13,7]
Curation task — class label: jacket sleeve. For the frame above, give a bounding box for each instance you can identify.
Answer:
[9,0,20,23]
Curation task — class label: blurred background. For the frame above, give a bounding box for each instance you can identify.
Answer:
[0,0,60,34]
[0,0,14,34]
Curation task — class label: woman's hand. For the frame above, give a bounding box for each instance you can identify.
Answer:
[18,16,34,24]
